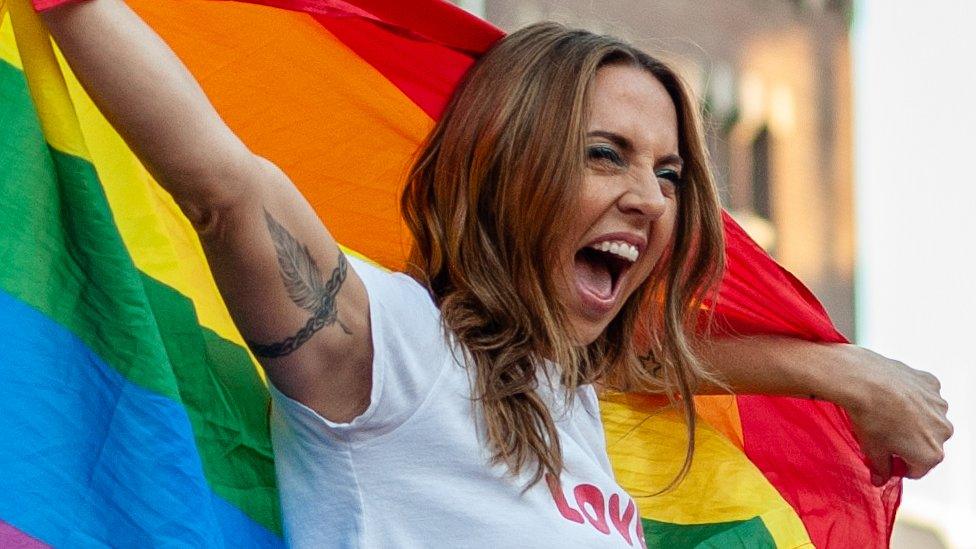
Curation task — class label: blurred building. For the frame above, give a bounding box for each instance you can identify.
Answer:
[459,0,858,338]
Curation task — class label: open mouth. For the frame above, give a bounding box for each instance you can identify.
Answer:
[573,240,639,314]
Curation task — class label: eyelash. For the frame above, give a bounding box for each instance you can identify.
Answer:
[656,169,682,185]
[587,145,623,166]
[586,145,683,185]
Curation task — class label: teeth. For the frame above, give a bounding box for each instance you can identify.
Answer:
[589,240,639,263]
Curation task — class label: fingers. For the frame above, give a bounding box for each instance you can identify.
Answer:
[900,367,952,479]
[922,370,942,392]
[846,355,952,485]
[890,456,909,478]
[905,448,945,479]
[866,448,892,486]
[900,429,947,479]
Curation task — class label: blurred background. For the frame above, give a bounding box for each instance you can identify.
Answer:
[451,0,976,547]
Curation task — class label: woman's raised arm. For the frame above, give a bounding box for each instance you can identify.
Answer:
[39,0,374,422]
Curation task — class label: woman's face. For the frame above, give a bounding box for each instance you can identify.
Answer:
[557,64,681,345]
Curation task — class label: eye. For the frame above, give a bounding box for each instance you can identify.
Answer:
[587,145,625,167]
[656,168,682,186]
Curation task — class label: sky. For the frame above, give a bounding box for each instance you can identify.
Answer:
[853,0,976,545]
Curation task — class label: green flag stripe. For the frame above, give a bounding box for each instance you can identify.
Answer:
[142,273,280,533]
[643,516,777,548]
[0,56,280,533]
[0,60,176,398]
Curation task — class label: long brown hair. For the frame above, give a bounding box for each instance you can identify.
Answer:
[401,22,725,489]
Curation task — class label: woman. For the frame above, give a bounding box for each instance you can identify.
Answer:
[37,0,951,546]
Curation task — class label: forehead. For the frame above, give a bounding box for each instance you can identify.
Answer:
[586,64,679,153]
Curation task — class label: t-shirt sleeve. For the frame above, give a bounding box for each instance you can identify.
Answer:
[270,255,453,443]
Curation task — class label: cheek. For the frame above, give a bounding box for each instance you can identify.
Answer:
[575,192,609,222]
[565,184,613,243]
[642,207,679,274]
[659,207,678,245]
[578,174,617,208]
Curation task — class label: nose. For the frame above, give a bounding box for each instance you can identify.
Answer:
[616,172,669,220]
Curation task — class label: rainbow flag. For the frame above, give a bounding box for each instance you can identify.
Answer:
[0,0,901,546]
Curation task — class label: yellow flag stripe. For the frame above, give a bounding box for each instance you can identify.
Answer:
[7,0,87,158]
[0,8,22,68]
[601,393,811,547]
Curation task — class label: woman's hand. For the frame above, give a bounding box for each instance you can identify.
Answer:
[835,345,953,485]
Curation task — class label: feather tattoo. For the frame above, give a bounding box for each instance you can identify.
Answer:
[246,210,351,358]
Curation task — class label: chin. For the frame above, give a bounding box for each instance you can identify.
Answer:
[570,316,612,347]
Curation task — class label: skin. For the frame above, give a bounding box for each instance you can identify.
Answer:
[697,337,952,484]
[557,64,680,344]
[39,0,950,487]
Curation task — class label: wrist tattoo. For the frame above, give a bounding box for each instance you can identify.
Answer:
[246,210,351,358]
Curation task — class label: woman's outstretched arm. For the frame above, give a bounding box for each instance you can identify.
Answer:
[40,0,374,422]
[698,337,952,485]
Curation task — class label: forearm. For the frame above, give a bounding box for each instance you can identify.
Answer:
[39,0,251,212]
[698,335,952,482]
[696,336,865,409]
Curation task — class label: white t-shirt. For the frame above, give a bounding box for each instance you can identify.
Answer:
[270,257,646,548]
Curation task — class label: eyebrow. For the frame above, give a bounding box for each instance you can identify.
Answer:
[586,130,684,169]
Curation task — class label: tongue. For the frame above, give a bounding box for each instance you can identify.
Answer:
[574,253,613,299]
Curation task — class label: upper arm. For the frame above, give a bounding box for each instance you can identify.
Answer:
[194,155,373,423]
[38,0,372,420]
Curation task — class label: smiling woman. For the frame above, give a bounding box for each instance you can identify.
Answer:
[25,0,951,546]
[402,24,725,492]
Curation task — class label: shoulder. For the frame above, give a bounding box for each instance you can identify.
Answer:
[347,255,446,349]
[347,256,438,316]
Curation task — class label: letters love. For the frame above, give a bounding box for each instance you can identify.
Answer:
[546,474,646,546]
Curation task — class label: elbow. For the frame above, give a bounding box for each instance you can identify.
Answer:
[179,197,226,236]
[164,150,261,235]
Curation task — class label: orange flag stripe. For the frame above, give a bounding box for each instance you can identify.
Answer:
[132,0,433,270]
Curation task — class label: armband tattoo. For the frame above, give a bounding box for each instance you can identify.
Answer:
[246,210,351,358]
